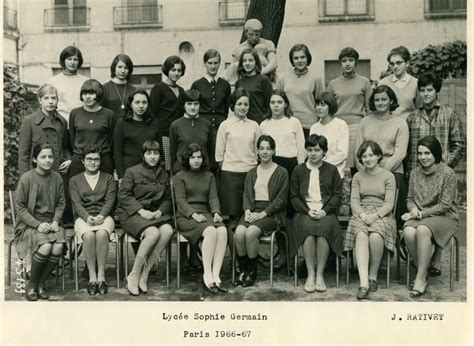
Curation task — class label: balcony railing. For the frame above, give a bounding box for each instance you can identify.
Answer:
[44,6,90,28]
[3,6,18,31]
[219,1,249,26]
[113,4,163,28]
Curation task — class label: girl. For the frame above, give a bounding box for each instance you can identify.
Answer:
[117,140,174,295]
[343,141,396,299]
[150,55,186,168]
[69,79,115,178]
[69,145,116,295]
[379,46,422,121]
[355,85,409,225]
[101,54,137,120]
[169,89,214,174]
[309,92,349,178]
[174,143,228,293]
[234,48,273,124]
[48,46,88,124]
[327,47,372,173]
[191,49,231,132]
[18,84,71,177]
[401,136,459,297]
[234,135,289,287]
[290,135,343,293]
[14,143,66,301]
[278,44,324,136]
[114,89,160,181]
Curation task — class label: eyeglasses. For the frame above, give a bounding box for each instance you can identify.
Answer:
[84,158,101,163]
[389,61,405,67]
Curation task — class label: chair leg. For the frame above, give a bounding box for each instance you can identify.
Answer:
[176,232,181,289]
[396,250,401,281]
[270,233,275,288]
[125,235,129,278]
[166,242,171,288]
[69,236,74,279]
[455,237,459,282]
[336,256,340,288]
[450,237,455,292]
[7,240,13,286]
[62,255,65,291]
[386,251,391,289]
[74,236,79,291]
[294,254,298,287]
[345,251,350,285]
[116,238,120,289]
[232,233,236,284]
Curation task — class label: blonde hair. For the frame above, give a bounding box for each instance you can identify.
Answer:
[37,84,58,100]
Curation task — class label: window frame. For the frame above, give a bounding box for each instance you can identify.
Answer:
[318,0,375,23]
[424,0,466,19]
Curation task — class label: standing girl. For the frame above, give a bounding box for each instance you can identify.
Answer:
[69,79,115,178]
[173,143,228,293]
[235,48,273,124]
[69,145,116,295]
[101,54,137,121]
[117,140,174,295]
[278,44,324,136]
[114,89,160,181]
[14,143,66,301]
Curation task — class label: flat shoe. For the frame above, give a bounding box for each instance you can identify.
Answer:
[233,272,245,287]
[304,278,316,293]
[357,287,369,300]
[242,271,257,288]
[37,287,49,300]
[315,282,327,293]
[98,281,108,295]
[202,278,218,294]
[87,281,98,296]
[368,279,378,292]
[215,282,228,293]
[428,266,441,277]
[25,288,38,301]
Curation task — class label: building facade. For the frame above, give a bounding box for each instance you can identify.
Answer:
[7,0,467,90]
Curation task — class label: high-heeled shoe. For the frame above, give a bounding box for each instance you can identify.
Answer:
[215,282,228,293]
[202,277,218,294]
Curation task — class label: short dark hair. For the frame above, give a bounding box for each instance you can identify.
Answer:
[315,92,338,116]
[257,135,276,151]
[59,46,84,69]
[203,49,221,63]
[229,87,250,112]
[110,54,134,81]
[369,85,399,112]
[338,47,359,62]
[357,140,384,165]
[305,134,328,153]
[32,143,54,167]
[266,89,292,119]
[124,89,154,124]
[81,144,101,159]
[237,48,262,77]
[417,72,443,93]
[183,89,200,103]
[80,79,104,102]
[289,44,312,67]
[387,46,411,63]
[141,140,163,166]
[162,55,186,77]
[417,135,443,164]
[180,143,208,171]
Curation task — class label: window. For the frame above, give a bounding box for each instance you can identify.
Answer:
[129,66,162,91]
[44,0,90,29]
[219,0,250,26]
[324,60,371,87]
[319,0,374,23]
[3,0,18,31]
[425,0,466,19]
[114,0,163,28]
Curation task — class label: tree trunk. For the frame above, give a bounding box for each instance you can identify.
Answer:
[240,0,286,47]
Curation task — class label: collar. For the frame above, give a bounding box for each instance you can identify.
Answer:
[293,68,309,77]
[392,73,409,83]
[230,115,249,122]
[32,109,61,125]
[184,114,199,120]
[419,99,441,111]
[203,75,219,83]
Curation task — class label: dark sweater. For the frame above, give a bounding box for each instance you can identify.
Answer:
[235,74,273,124]
[113,118,161,178]
[69,172,117,221]
[290,161,342,215]
[100,81,137,121]
[150,82,185,136]
[173,169,220,217]
[69,107,115,155]
[169,116,214,172]
[191,77,231,129]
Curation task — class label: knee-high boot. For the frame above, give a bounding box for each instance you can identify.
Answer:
[139,245,161,293]
[127,255,146,296]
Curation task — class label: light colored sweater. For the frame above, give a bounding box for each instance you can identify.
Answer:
[379,74,421,121]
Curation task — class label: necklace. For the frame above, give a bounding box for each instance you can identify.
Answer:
[113,82,128,109]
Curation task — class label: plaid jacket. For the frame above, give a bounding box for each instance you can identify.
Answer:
[406,101,465,175]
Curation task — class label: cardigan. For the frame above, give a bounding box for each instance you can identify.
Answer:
[235,74,273,124]
[407,164,458,220]
[69,106,115,155]
[113,117,161,178]
[173,169,221,218]
[290,161,342,215]
[18,109,71,176]
[150,81,185,136]
[100,81,137,120]
[69,171,117,222]
[191,76,231,129]
[117,163,171,217]
[243,164,289,226]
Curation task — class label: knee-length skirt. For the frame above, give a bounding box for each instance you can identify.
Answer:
[343,205,396,253]
[404,215,458,249]
[118,209,172,240]
[219,170,247,217]
[290,212,342,257]
[176,203,225,245]
[237,201,278,236]
[14,222,66,260]
[74,216,115,240]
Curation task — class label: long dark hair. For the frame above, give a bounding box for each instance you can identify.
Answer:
[237,48,262,78]
[123,89,154,124]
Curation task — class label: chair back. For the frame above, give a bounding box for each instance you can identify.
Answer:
[8,190,17,228]
[391,188,399,218]
[169,175,179,231]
